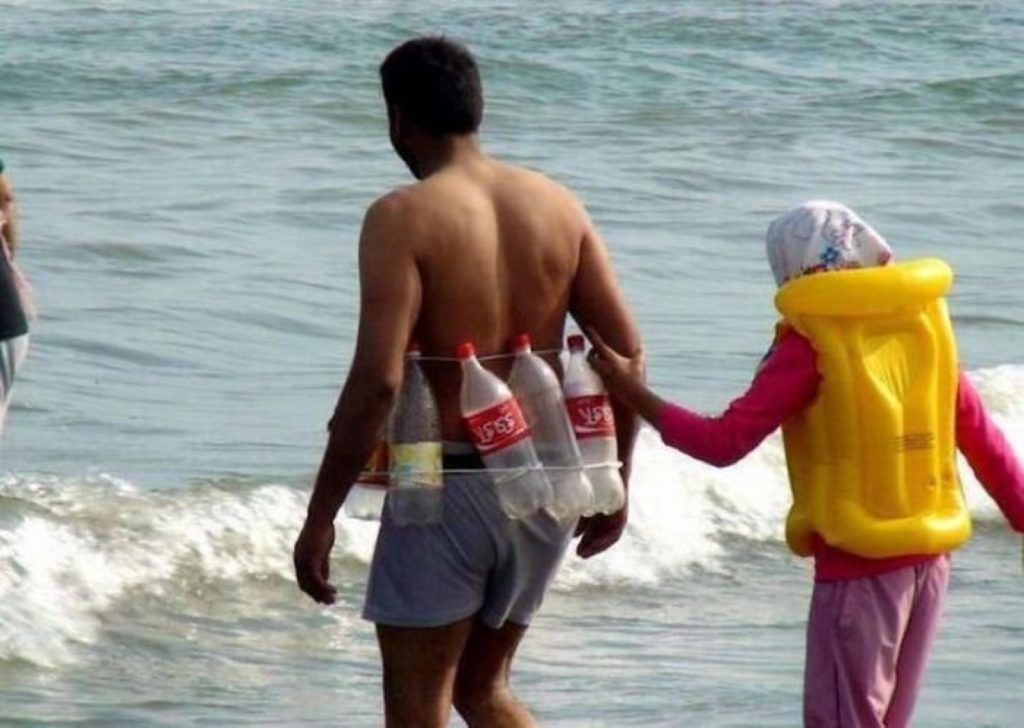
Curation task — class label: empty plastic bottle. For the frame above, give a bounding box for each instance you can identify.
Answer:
[564,334,626,514]
[388,343,444,525]
[457,341,553,518]
[344,430,389,520]
[508,333,593,520]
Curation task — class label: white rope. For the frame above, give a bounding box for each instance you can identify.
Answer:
[416,348,563,363]
[362,461,622,478]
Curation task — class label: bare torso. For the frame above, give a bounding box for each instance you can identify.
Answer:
[396,156,585,440]
[298,141,640,610]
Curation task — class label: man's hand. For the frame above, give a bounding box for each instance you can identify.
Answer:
[574,504,628,559]
[293,517,338,605]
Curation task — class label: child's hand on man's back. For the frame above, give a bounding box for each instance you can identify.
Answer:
[586,327,645,393]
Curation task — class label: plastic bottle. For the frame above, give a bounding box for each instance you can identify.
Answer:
[563,334,626,514]
[457,341,553,518]
[343,431,389,520]
[387,344,444,525]
[508,334,593,520]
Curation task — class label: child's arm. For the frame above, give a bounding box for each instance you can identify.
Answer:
[581,335,666,425]
[956,373,1024,531]
[587,328,820,467]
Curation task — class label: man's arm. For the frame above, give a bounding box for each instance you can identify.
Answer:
[294,195,422,604]
[568,209,642,558]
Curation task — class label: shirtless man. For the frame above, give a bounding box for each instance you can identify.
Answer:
[293,37,641,727]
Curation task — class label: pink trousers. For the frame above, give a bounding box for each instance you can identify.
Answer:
[803,555,950,728]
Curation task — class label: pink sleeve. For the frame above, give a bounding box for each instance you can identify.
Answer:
[657,331,820,467]
[956,372,1024,531]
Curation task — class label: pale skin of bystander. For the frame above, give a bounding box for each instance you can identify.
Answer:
[0,172,18,254]
[292,109,642,725]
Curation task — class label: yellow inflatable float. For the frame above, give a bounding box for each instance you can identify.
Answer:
[775,258,971,558]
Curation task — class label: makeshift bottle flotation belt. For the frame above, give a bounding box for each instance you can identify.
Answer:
[357,347,620,480]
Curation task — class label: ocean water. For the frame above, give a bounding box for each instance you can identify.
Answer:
[2,1,1024,725]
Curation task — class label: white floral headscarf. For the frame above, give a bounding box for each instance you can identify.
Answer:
[766,201,893,286]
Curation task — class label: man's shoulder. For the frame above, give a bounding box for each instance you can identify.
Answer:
[363,185,423,227]
[368,184,417,213]
[367,177,457,220]
[364,163,585,231]
[356,188,426,253]
[498,161,576,199]
[489,163,589,233]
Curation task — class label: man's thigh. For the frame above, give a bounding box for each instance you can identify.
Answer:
[457,619,528,692]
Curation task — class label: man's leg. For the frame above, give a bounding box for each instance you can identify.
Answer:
[376,618,475,728]
[453,619,536,728]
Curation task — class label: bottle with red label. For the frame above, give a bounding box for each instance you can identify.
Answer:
[457,341,553,518]
[507,333,593,520]
[564,334,626,514]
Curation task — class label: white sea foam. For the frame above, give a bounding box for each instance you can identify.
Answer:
[0,475,380,666]
[2,365,1022,666]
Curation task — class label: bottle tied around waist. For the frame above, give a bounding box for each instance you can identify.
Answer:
[565,394,615,439]
[463,398,532,456]
[508,333,594,521]
[341,336,624,525]
[344,435,390,521]
[564,334,625,515]
[458,340,555,519]
[387,342,445,526]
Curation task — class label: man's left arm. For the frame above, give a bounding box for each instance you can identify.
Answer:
[294,196,421,604]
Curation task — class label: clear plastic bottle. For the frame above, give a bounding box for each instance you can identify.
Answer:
[564,334,626,514]
[508,334,593,520]
[457,341,553,518]
[387,343,444,525]
[343,432,389,520]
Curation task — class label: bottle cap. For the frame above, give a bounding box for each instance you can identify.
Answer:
[406,341,422,356]
[455,341,476,360]
[567,334,586,352]
[509,333,531,353]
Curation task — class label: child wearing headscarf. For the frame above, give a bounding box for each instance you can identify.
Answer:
[587,200,1024,727]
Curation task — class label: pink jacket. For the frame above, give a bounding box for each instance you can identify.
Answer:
[657,329,1024,581]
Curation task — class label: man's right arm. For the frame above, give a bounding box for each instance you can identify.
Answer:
[293,194,421,604]
[568,206,642,557]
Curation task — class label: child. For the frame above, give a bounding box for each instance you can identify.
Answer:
[587,200,1024,727]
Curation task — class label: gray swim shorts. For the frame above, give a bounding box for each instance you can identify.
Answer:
[362,449,574,629]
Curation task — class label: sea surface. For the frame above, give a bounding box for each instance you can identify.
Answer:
[2,1,1024,725]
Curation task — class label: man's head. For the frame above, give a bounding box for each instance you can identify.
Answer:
[380,37,483,177]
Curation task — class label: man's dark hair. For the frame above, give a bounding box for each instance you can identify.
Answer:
[380,37,483,136]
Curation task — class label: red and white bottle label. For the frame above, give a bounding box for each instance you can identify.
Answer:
[566,394,615,439]
[464,399,531,456]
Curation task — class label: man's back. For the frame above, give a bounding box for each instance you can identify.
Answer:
[389,155,586,438]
